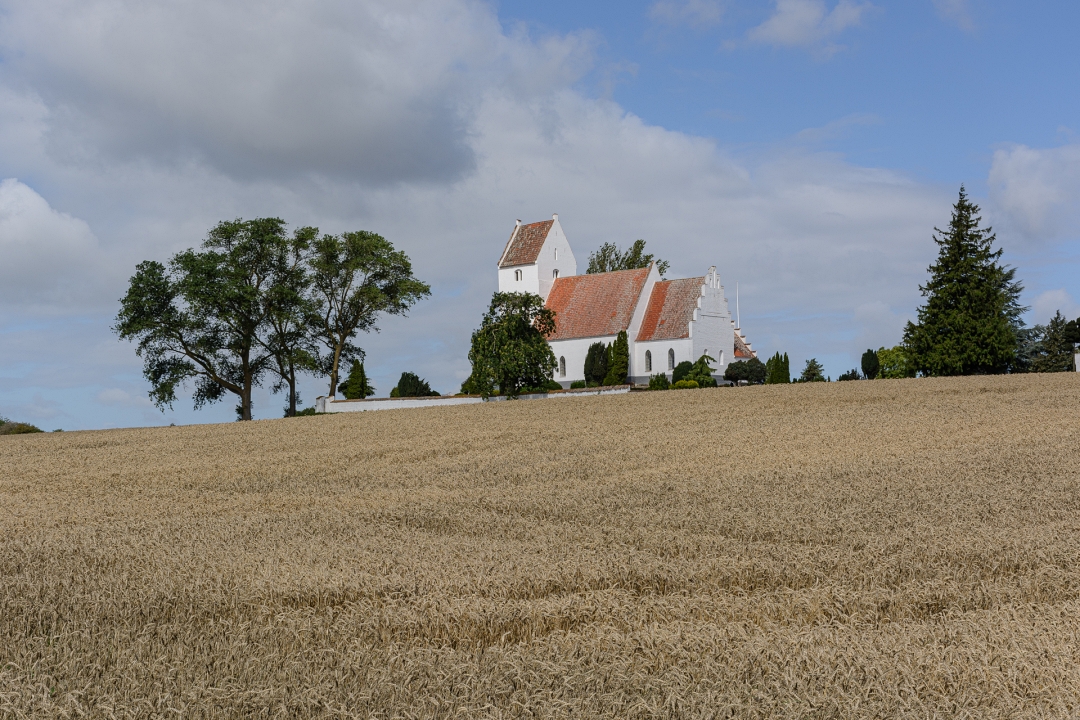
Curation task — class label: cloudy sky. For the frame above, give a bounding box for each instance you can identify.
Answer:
[1,0,1078,429]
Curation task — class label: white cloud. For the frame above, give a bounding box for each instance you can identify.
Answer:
[748,0,872,51]
[649,0,724,27]
[987,143,1080,240]
[1030,289,1080,325]
[932,0,974,32]
[0,178,108,308]
[0,0,593,184]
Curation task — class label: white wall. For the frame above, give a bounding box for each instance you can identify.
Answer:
[689,267,734,377]
[498,262,540,296]
[632,338,693,383]
[534,215,578,300]
[624,263,663,378]
[550,334,616,386]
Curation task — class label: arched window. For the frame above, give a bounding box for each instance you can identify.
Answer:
[718,351,724,365]
[553,269,559,279]
[554,248,558,260]
[559,356,566,377]
[668,348,675,371]
[645,350,652,372]
[514,269,522,281]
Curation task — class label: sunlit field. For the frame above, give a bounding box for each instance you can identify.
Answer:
[3,374,1080,718]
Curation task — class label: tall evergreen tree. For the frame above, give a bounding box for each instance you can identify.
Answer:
[583,342,609,384]
[903,187,1025,376]
[338,359,375,399]
[799,358,826,383]
[861,349,880,380]
[765,351,790,384]
[1030,311,1076,373]
[603,331,630,385]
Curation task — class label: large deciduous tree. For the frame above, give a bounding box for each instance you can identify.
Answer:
[903,187,1025,376]
[115,218,304,420]
[465,292,557,398]
[307,231,430,397]
[586,239,670,276]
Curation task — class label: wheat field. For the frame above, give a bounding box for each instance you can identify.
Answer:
[2,374,1080,718]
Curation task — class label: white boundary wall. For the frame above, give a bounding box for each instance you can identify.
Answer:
[316,385,631,414]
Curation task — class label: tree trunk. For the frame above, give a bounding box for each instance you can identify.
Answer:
[329,343,343,397]
[287,364,297,416]
[240,350,253,421]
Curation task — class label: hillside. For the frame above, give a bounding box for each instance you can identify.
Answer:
[3,374,1080,718]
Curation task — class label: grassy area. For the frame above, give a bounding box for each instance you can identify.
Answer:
[2,374,1080,717]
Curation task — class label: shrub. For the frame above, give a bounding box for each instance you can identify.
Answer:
[584,342,609,385]
[838,369,861,381]
[648,373,670,391]
[391,372,439,398]
[520,380,563,394]
[686,354,720,387]
[725,357,766,385]
[293,407,319,416]
[673,379,699,389]
[603,331,630,385]
[671,361,693,384]
[0,421,43,435]
[570,380,587,389]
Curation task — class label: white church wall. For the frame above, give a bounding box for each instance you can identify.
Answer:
[624,263,663,379]
[690,268,734,380]
[631,338,692,384]
[534,215,577,300]
[498,263,540,296]
[550,335,617,387]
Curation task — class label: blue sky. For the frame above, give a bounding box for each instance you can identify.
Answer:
[1,0,1078,429]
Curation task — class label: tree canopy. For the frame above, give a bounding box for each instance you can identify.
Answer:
[586,239,670,276]
[724,357,765,385]
[465,292,557,398]
[307,230,430,398]
[861,349,880,380]
[390,372,438,397]
[903,187,1025,376]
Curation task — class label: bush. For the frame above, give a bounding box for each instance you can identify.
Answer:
[648,373,670,391]
[837,368,861,381]
[724,357,766,385]
[603,331,629,385]
[0,420,43,435]
[390,372,439,398]
[569,380,587,389]
[671,361,693,384]
[673,379,699,389]
[584,342,609,385]
[520,380,563,394]
[293,407,319,416]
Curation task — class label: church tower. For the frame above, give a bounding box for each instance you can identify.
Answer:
[497,214,577,301]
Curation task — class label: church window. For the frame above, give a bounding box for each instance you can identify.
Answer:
[668,349,675,371]
[514,269,521,281]
[559,356,566,377]
[553,269,559,279]
[554,248,558,260]
[645,350,652,372]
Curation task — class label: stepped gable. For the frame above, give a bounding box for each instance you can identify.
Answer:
[734,331,755,359]
[636,277,704,342]
[545,267,651,341]
[498,219,553,268]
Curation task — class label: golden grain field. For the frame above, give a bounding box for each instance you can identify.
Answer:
[2,374,1080,718]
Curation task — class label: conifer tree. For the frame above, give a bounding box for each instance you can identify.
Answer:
[861,349,880,380]
[764,351,790,384]
[903,187,1024,375]
[338,359,375,399]
[603,331,630,385]
[584,342,609,385]
[1030,311,1075,373]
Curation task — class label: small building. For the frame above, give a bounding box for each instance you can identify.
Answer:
[497,215,755,386]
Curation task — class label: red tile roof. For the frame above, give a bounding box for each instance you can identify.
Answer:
[635,277,704,342]
[498,220,553,268]
[734,331,755,359]
[545,267,651,340]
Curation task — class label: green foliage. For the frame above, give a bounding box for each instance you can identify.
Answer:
[570,380,587,389]
[114,218,308,421]
[1065,317,1080,345]
[0,420,43,435]
[725,357,766,385]
[390,372,438,398]
[584,342,610,385]
[671,361,693,384]
[877,346,916,379]
[799,358,826,383]
[466,292,557,398]
[1029,311,1076,373]
[764,352,790,384]
[672,379,699,389]
[647,373,670,391]
[307,230,431,398]
[685,355,720,387]
[520,380,564,394]
[292,406,319,416]
[903,187,1025,376]
[861,349,880,380]
[338,360,375,399]
[837,369,861,381]
[603,331,630,385]
[586,239,670,276]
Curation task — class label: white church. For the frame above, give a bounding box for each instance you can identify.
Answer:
[497,214,755,387]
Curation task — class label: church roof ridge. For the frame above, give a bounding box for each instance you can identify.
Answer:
[498,218,555,268]
[545,266,651,340]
